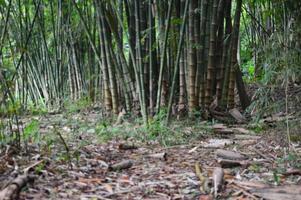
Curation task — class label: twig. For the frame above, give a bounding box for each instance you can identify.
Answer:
[195,162,209,193]
[253,149,273,162]
[231,182,260,200]
[54,126,72,169]
[23,160,45,175]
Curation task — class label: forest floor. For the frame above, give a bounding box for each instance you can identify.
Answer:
[0,108,301,200]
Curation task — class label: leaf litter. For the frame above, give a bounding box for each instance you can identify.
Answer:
[0,111,300,200]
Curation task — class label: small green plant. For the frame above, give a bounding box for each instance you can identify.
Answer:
[72,149,81,164]
[242,60,256,82]
[41,133,56,155]
[54,127,72,168]
[27,102,47,115]
[96,120,110,141]
[273,171,280,185]
[246,86,279,122]
[0,100,21,117]
[248,164,261,173]
[147,109,168,137]
[95,118,129,142]
[248,122,266,134]
[276,152,301,172]
[285,153,301,169]
[0,120,6,145]
[35,163,46,174]
[23,119,40,142]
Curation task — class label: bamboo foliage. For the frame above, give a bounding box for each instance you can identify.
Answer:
[0,0,254,123]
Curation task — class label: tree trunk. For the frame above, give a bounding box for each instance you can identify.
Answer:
[228,0,242,109]
[188,0,197,114]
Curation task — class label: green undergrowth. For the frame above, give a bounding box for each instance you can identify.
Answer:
[274,118,301,142]
[247,121,267,134]
[14,97,95,116]
[63,97,92,113]
[272,152,301,185]
[95,114,210,147]
[27,101,48,115]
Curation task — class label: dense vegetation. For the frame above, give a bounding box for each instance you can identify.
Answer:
[0,0,301,199]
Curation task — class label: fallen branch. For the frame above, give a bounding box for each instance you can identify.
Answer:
[234,134,261,140]
[212,167,224,197]
[253,149,273,161]
[203,139,234,149]
[216,149,247,160]
[218,158,268,168]
[261,113,294,124]
[108,160,133,171]
[0,175,35,200]
[217,159,250,168]
[212,123,233,134]
[281,169,301,176]
[118,143,138,150]
[231,180,268,190]
[213,128,234,135]
[146,152,167,161]
[230,182,260,200]
[232,128,256,135]
[250,185,301,200]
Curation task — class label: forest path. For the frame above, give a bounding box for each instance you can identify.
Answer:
[1,111,300,200]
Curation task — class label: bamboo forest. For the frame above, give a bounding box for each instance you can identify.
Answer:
[0,0,301,199]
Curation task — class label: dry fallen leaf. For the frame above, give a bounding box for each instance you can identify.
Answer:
[103,184,114,194]
[78,177,103,184]
[199,194,213,200]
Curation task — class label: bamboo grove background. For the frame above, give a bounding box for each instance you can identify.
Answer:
[1,0,300,125]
